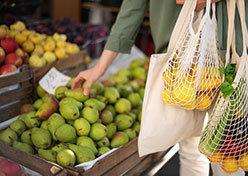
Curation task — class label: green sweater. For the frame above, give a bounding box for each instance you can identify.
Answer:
[104,0,248,61]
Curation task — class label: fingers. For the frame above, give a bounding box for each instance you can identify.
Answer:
[72,74,84,89]
[83,80,93,96]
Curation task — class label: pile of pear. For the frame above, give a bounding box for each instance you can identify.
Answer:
[0,57,149,168]
[2,21,80,68]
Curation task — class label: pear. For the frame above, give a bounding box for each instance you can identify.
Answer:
[95,95,108,104]
[138,111,142,122]
[22,40,34,53]
[73,118,91,136]
[12,140,34,154]
[100,109,113,125]
[32,45,44,57]
[29,33,43,45]
[38,149,57,163]
[65,43,80,55]
[139,88,145,99]
[97,147,111,156]
[76,136,98,154]
[20,104,35,114]
[115,98,131,114]
[55,86,68,100]
[55,47,66,59]
[64,88,88,102]
[105,105,116,116]
[21,130,33,145]
[37,85,48,98]
[10,119,26,135]
[81,106,99,124]
[127,112,137,122]
[15,33,27,45]
[128,93,142,108]
[0,128,18,146]
[24,111,41,128]
[43,51,56,63]
[42,95,59,109]
[43,40,56,52]
[129,58,147,69]
[51,143,67,152]
[40,120,48,129]
[115,114,133,131]
[128,80,140,92]
[66,77,75,89]
[110,132,129,148]
[33,99,43,110]
[84,98,105,111]
[117,69,132,79]
[36,102,57,120]
[31,128,52,149]
[59,97,83,110]
[10,21,26,32]
[135,78,145,88]
[90,82,105,95]
[68,144,95,164]
[106,123,117,139]
[55,124,76,142]
[123,128,137,140]
[104,87,120,104]
[18,113,26,122]
[59,103,79,120]
[29,54,46,67]
[47,113,65,140]
[96,136,110,148]
[116,84,133,97]
[101,79,115,87]
[89,123,108,141]
[113,74,128,85]
[132,67,147,80]
[57,149,76,167]
[132,121,141,134]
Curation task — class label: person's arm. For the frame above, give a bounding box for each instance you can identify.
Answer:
[72,0,149,95]
[176,0,222,11]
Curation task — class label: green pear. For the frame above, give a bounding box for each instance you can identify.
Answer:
[0,128,18,146]
[51,143,67,152]
[76,136,98,154]
[96,136,110,148]
[68,144,95,164]
[100,109,113,125]
[55,124,76,142]
[64,88,88,102]
[129,58,146,69]
[21,130,33,145]
[128,93,141,108]
[38,149,57,163]
[73,118,91,136]
[115,114,133,131]
[10,119,26,135]
[33,99,43,110]
[104,87,120,104]
[138,111,142,122]
[41,95,59,109]
[132,67,146,80]
[123,128,137,140]
[117,69,132,79]
[113,74,128,85]
[89,123,108,141]
[127,112,137,122]
[117,84,133,97]
[36,102,57,120]
[31,128,52,149]
[57,149,76,167]
[101,79,115,87]
[127,80,140,92]
[55,86,68,100]
[40,120,48,129]
[132,121,140,134]
[84,98,106,111]
[81,106,99,124]
[59,97,83,110]
[18,113,27,122]
[90,82,105,95]
[59,103,80,120]
[66,120,74,125]
[106,123,117,139]
[110,132,129,148]
[37,85,48,98]
[66,77,75,89]
[105,105,116,116]
[139,88,145,99]
[24,111,41,128]
[96,95,108,104]
[115,98,131,114]
[47,113,65,140]
[97,147,111,156]
[12,140,34,154]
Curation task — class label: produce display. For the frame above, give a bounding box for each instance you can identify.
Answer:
[0,20,81,72]
[0,57,149,168]
[0,156,22,176]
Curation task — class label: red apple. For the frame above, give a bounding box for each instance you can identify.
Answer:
[0,170,6,176]
[15,48,26,62]
[0,47,5,64]
[5,53,22,67]
[0,28,7,40]
[0,159,22,176]
[0,64,17,75]
[1,37,18,53]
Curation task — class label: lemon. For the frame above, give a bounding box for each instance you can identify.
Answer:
[171,81,196,105]
[239,154,248,171]
[222,158,239,174]
[196,93,212,111]
[181,99,197,110]
[197,78,222,91]
[162,88,174,105]
[163,70,173,87]
[207,153,224,163]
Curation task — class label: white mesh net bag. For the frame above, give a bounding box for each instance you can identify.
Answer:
[199,0,248,173]
[162,0,224,111]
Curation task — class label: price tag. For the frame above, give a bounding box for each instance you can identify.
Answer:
[39,67,71,95]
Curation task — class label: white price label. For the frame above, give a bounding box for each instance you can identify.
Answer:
[39,67,71,95]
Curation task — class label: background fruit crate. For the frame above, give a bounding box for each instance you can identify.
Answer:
[0,64,33,123]
[0,137,166,176]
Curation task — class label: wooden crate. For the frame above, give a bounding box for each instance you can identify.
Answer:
[0,137,166,176]
[0,65,33,123]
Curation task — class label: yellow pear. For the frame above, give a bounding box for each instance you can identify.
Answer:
[22,40,34,53]
[29,33,43,45]
[55,47,66,59]
[15,33,27,45]
[32,45,44,56]
[43,51,56,63]
[65,43,80,55]
[8,30,20,38]
[43,41,56,52]
[21,30,33,37]
[29,54,46,68]
[10,21,26,32]
[56,40,66,48]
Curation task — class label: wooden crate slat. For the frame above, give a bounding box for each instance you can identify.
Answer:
[0,85,33,106]
[82,138,138,176]
[0,98,32,122]
[102,152,146,176]
[0,141,69,176]
[124,155,153,176]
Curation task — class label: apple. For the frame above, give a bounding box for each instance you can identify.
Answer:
[0,47,5,64]
[0,28,7,40]
[5,53,23,67]
[1,37,18,53]
[0,159,22,176]
[0,64,17,75]
[15,48,26,62]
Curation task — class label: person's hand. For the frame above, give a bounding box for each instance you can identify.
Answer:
[72,50,118,95]
[176,0,221,11]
